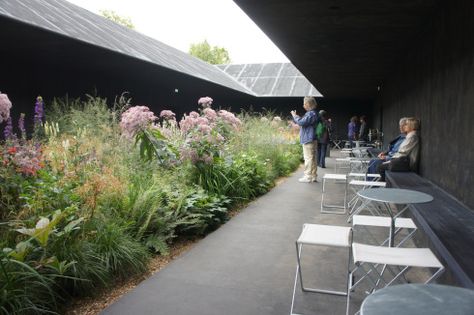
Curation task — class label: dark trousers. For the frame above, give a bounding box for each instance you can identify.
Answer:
[377,160,390,181]
[317,143,328,168]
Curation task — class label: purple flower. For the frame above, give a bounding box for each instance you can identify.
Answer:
[198,96,213,108]
[3,116,13,140]
[0,92,12,124]
[34,96,44,128]
[18,113,26,140]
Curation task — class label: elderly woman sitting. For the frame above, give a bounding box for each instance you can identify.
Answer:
[377,117,420,180]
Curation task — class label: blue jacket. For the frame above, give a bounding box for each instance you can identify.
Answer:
[386,134,406,158]
[293,110,319,144]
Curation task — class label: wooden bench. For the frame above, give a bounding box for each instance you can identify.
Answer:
[386,171,474,289]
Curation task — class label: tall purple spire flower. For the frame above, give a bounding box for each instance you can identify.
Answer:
[34,96,44,128]
[3,116,13,140]
[0,92,12,124]
[18,113,26,140]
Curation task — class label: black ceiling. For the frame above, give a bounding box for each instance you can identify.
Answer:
[234,0,438,99]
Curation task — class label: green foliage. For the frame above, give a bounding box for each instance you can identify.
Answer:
[91,220,149,278]
[135,129,177,165]
[0,95,302,314]
[189,40,231,64]
[100,10,135,29]
[167,187,231,236]
[0,252,59,315]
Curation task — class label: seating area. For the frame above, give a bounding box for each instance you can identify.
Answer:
[385,171,474,289]
[290,147,464,315]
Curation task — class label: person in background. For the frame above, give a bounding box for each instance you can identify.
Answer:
[377,117,420,180]
[347,116,358,147]
[359,115,368,142]
[291,96,319,183]
[317,110,330,168]
[367,117,407,175]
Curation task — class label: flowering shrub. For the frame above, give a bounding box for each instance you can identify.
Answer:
[2,142,45,176]
[120,105,157,139]
[0,92,12,123]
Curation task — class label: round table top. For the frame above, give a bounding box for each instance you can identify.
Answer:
[357,188,433,204]
[361,284,474,315]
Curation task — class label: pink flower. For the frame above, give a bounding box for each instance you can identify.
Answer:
[189,111,200,118]
[0,92,12,124]
[179,115,197,134]
[198,124,212,134]
[159,110,176,120]
[218,110,241,128]
[120,106,157,139]
[203,108,217,122]
[198,96,213,108]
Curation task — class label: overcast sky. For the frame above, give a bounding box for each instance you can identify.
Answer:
[66,0,289,64]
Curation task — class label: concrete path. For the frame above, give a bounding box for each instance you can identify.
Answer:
[102,152,357,315]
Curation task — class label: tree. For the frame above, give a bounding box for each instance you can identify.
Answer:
[189,40,231,65]
[100,10,135,29]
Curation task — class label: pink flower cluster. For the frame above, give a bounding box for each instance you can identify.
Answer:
[0,92,12,124]
[218,110,242,128]
[203,108,217,122]
[179,113,210,134]
[120,106,157,139]
[159,110,176,120]
[198,96,213,108]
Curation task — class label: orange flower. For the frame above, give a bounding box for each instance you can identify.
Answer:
[7,147,17,154]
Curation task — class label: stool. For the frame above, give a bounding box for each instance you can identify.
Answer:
[335,157,352,173]
[352,215,417,247]
[346,243,445,315]
[321,173,348,214]
[347,180,387,222]
[291,224,352,315]
[347,173,381,181]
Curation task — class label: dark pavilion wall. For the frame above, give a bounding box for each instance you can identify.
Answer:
[0,16,259,129]
[373,0,474,209]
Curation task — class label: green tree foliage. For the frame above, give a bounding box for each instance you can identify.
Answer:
[100,9,135,29]
[189,40,231,65]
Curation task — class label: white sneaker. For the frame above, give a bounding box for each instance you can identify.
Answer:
[298,177,312,183]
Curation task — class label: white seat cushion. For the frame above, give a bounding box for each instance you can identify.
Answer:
[298,224,351,248]
[353,215,391,227]
[352,243,443,268]
[349,180,386,187]
[323,173,347,180]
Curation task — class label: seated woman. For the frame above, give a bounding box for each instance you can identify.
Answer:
[377,117,420,181]
[367,117,407,175]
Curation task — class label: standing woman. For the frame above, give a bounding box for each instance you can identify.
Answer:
[347,116,359,147]
[291,96,319,183]
[317,110,330,168]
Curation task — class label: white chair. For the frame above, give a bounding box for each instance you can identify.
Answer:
[290,224,352,315]
[321,173,348,214]
[346,243,445,315]
[352,215,417,247]
[347,180,387,222]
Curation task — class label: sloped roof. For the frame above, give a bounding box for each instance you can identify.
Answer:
[0,0,253,95]
[217,63,322,97]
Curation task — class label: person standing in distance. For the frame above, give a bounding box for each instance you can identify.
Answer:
[291,96,320,183]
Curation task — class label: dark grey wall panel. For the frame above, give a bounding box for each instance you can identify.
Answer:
[374,0,474,209]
